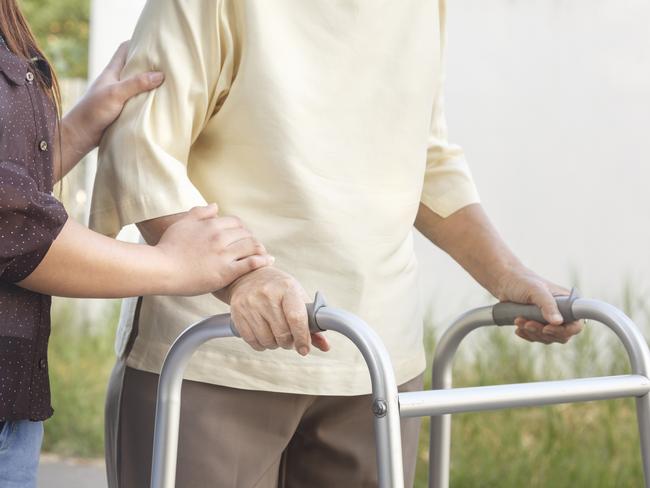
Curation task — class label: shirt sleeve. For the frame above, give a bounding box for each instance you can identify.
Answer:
[0,161,68,283]
[420,1,480,218]
[90,0,228,237]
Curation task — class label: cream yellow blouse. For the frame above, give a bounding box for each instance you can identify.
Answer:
[90,0,479,395]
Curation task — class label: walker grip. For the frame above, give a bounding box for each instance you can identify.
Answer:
[492,288,580,325]
[229,291,327,337]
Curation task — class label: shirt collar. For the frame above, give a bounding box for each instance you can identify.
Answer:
[0,35,31,86]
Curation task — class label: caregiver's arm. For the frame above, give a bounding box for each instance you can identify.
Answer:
[54,42,164,182]
[18,205,272,298]
[138,215,330,356]
[415,203,583,343]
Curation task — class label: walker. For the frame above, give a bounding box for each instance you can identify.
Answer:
[149,289,650,487]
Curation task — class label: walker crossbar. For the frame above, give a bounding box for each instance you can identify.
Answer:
[150,291,650,488]
[399,374,650,417]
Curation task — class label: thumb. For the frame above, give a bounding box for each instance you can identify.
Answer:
[114,71,165,103]
[188,204,219,221]
[530,285,564,325]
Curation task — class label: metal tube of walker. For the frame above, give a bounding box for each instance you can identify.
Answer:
[427,293,650,488]
[150,293,404,488]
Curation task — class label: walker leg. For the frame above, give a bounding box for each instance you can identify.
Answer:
[636,394,650,488]
[374,402,405,488]
[428,414,451,488]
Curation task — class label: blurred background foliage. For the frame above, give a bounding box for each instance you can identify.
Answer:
[20,0,90,78]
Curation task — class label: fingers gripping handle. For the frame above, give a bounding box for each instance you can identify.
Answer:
[229,291,328,337]
[492,288,580,325]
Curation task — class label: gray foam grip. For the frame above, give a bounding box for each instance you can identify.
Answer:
[492,288,580,326]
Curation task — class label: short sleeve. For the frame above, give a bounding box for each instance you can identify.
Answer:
[90,0,230,237]
[0,161,68,283]
[420,0,480,217]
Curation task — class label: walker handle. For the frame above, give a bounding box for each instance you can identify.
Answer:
[229,291,328,337]
[492,288,580,325]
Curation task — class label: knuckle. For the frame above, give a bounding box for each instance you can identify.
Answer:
[275,332,293,348]
[287,311,305,326]
[260,283,279,298]
[242,258,258,272]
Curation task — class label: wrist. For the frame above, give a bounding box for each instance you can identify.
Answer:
[490,261,529,301]
[145,244,177,295]
[220,266,279,303]
[62,105,101,157]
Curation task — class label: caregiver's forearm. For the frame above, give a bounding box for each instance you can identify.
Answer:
[18,219,173,297]
[53,115,96,182]
[414,203,526,298]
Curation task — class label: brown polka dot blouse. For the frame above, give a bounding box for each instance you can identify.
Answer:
[0,35,68,421]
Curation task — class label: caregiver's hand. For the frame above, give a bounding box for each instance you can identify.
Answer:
[20,205,274,298]
[157,205,274,296]
[59,41,163,172]
[224,267,331,355]
[495,267,584,344]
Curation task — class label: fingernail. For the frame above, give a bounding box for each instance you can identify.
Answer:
[525,324,536,332]
[268,256,275,264]
[551,313,563,323]
[149,72,164,84]
[299,346,309,356]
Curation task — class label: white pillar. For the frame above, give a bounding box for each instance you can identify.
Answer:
[84,0,147,224]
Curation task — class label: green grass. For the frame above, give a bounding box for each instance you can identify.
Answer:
[414,325,645,487]
[43,292,650,487]
[43,299,119,457]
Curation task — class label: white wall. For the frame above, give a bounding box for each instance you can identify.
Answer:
[89,0,146,79]
[417,0,650,328]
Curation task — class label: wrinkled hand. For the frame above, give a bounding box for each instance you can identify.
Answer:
[224,267,330,355]
[496,268,583,344]
[156,205,273,296]
[66,41,164,152]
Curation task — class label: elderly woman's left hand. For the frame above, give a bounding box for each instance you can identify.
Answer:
[496,268,584,344]
[64,41,164,154]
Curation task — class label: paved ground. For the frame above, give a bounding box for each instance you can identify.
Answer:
[38,455,107,488]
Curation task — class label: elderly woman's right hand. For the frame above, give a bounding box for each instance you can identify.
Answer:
[225,267,331,355]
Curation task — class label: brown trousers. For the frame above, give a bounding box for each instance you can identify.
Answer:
[115,366,422,488]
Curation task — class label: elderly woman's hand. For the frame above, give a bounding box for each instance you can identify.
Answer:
[223,267,331,355]
[495,267,584,344]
